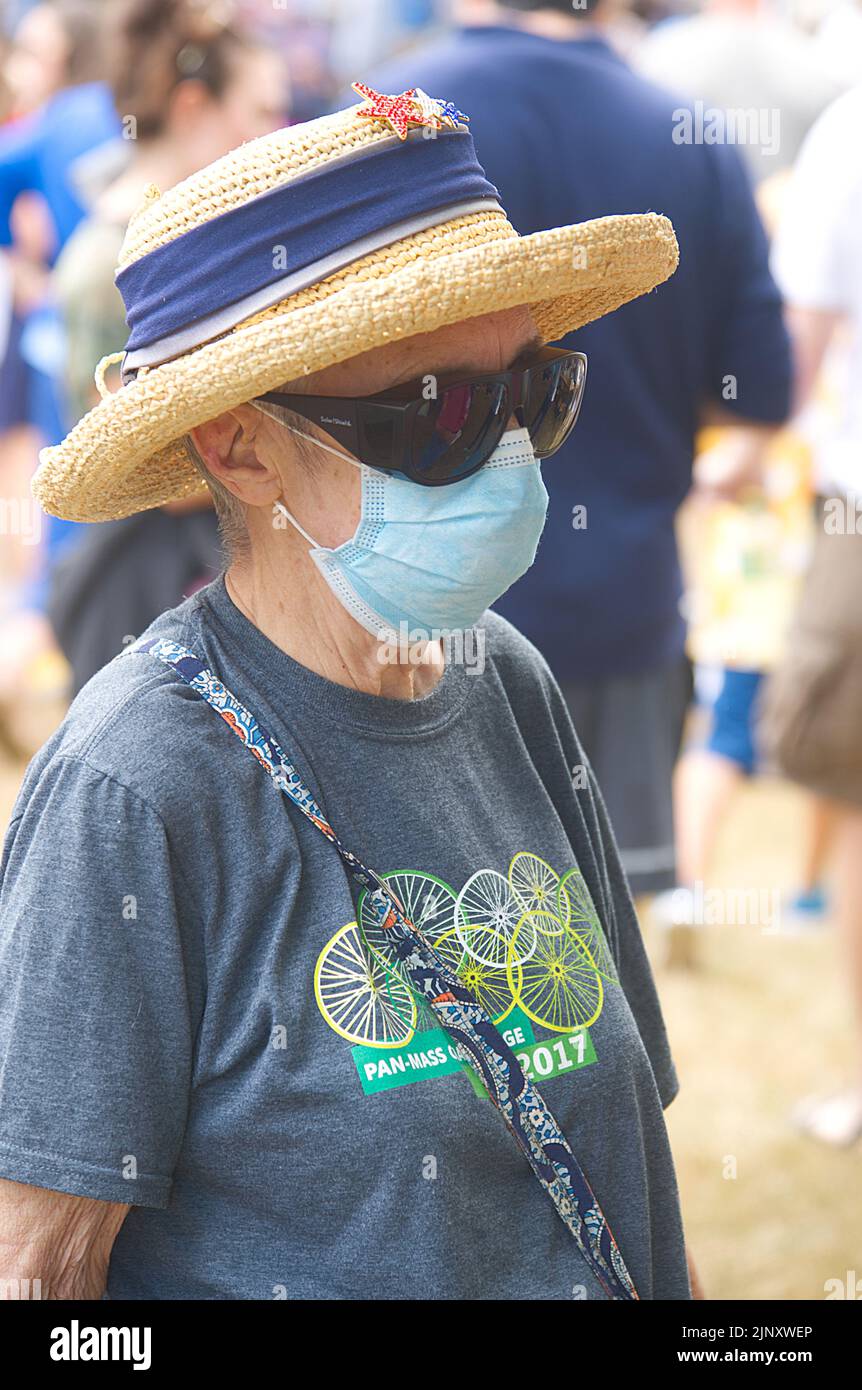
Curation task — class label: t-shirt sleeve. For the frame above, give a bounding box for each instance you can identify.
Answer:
[536,667,680,1109]
[580,762,680,1110]
[0,754,199,1208]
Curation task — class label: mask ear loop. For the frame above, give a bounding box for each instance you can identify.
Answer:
[251,399,364,471]
[273,499,319,547]
[251,399,367,550]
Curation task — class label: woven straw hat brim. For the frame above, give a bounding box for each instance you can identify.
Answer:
[33,212,677,523]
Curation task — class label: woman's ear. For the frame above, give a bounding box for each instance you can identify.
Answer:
[190,406,280,506]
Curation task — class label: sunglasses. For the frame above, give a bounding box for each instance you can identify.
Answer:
[255,345,587,487]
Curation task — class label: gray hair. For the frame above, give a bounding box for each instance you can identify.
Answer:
[184,388,319,564]
[184,434,252,563]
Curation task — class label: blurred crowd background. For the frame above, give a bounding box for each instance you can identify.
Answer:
[1,0,861,1299]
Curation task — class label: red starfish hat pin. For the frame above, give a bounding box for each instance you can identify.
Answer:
[351,81,439,140]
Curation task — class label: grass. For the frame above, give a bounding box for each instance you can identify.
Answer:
[647,774,862,1300]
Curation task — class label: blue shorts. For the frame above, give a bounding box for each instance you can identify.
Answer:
[706,668,764,775]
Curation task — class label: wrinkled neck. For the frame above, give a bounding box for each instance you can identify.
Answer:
[223,555,446,700]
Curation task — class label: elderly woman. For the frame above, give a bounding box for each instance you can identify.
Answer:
[0,90,692,1300]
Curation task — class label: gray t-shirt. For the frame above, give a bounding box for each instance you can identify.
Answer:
[0,573,690,1300]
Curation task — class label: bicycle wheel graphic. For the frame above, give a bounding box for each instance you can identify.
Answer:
[357,871,466,974]
[557,869,618,983]
[508,852,570,929]
[314,921,417,1047]
[506,910,603,1032]
[435,925,518,1024]
[456,868,538,968]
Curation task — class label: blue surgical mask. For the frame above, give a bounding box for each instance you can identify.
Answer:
[253,405,549,637]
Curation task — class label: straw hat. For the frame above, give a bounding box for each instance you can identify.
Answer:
[33,88,679,523]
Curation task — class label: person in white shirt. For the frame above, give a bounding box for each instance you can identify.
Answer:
[766,84,862,1145]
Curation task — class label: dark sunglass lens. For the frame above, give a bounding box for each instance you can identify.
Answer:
[410,381,508,483]
[357,404,400,467]
[523,356,585,457]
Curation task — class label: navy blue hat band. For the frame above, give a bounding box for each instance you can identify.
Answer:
[116,129,500,356]
[119,196,500,382]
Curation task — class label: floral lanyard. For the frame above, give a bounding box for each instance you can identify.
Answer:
[125,635,638,1301]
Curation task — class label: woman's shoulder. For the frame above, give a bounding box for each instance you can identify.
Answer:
[482,609,557,692]
[10,609,225,829]
[480,609,580,761]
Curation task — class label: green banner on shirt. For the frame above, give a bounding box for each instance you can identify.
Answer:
[352,1008,536,1096]
[514,1028,598,1084]
[464,1025,598,1099]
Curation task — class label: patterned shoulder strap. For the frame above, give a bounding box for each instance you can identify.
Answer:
[125,635,638,1301]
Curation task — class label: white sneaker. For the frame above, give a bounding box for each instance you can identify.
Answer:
[792,1090,862,1147]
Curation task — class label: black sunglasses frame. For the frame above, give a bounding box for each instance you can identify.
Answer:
[255,345,587,487]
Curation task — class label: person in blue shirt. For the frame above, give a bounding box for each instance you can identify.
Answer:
[0,0,120,257]
[367,0,792,898]
[0,2,122,682]
[0,76,120,257]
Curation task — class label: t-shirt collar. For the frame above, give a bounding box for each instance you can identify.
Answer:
[195,570,475,737]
